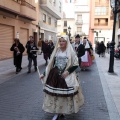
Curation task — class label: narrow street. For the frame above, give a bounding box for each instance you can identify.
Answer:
[0,61,110,120]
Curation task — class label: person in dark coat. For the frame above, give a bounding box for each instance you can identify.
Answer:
[26,36,39,73]
[10,38,25,74]
[107,41,110,54]
[49,40,54,57]
[42,39,51,65]
[74,35,85,67]
[98,41,106,57]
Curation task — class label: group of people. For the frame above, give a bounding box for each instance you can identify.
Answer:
[72,35,93,71]
[10,36,55,74]
[95,41,106,57]
[10,34,94,120]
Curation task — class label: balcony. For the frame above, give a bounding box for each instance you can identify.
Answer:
[0,0,20,15]
[20,0,36,21]
[0,0,36,21]
[95,1,109,6]
[76,20,83,25]
[40,0,62,19]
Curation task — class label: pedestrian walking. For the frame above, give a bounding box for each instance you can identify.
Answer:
[72,34,85,69]
[42,39,51,66]
[49,40,55,57]
[98,41,106,57]
[10,38,25,74]
[40,35,84,120]
[26,36,39,73]
[81,38,92,70]
[106,41,110,54]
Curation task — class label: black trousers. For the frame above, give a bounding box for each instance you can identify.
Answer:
[14,55,22,71]
[28,57,37,71]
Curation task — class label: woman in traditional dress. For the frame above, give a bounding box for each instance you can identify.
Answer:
[40,35,84,120]
[81,38,92,71]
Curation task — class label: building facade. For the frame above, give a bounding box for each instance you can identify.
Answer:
[0,0,39,60]
[89,0,113,46]
[74,1,90,38]
[57,18,75,40]
[39,0,63,43]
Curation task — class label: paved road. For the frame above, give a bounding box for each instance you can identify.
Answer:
[0,61,110,120]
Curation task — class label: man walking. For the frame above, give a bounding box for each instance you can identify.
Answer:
[26,36,38,73]
[74,35,85,68]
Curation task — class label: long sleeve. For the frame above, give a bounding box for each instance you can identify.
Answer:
[67,66,78,74]
[19,43,25,53]
[10,44,15,51]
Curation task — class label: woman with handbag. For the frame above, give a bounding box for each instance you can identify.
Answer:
[40,35,84,120]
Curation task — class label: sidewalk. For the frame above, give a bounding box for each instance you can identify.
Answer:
[0,54,45,84]
[95,53,120,120]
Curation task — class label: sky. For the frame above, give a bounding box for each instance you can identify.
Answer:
[62,0,89,18]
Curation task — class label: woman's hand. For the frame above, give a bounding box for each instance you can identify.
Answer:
[40,74,44,80]
[62,71,69,79]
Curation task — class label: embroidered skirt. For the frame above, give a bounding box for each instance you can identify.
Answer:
[44,67,78,97]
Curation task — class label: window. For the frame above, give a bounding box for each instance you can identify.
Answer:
[55,20,57,27]
[48,17,51,25]
[63,29,68,35]
[95,7,108,15]
[64,21,67,27]
[77,15,82,20]
[95,0,109,4]
[77,27,82,32]
[43,14,46,22]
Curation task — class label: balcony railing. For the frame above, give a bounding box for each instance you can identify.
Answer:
[95,1,109,6]
[21,0,36,11]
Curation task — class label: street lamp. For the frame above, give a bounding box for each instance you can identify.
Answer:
[68,26,71,41]
[108,0,118,73]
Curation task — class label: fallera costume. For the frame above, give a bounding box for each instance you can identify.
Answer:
[81,39,92,68]
[41,36,84,115]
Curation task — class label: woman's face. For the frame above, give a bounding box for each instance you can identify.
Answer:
[59,38,67,49]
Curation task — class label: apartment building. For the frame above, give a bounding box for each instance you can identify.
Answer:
[57,18,75,39]
[0,0,39,60]
[89,0,113,46]
[74,2,90,38]
[39,0,63,43]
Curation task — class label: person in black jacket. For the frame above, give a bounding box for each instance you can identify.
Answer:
[75,35,85,67]
[26,36,39,73]
[10,38,25,74]
[42,39,51,65]
[49,40,55,57]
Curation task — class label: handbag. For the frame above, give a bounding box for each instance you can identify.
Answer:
[91,55,95,60]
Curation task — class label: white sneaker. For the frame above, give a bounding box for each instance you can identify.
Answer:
[52,114,59,120]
